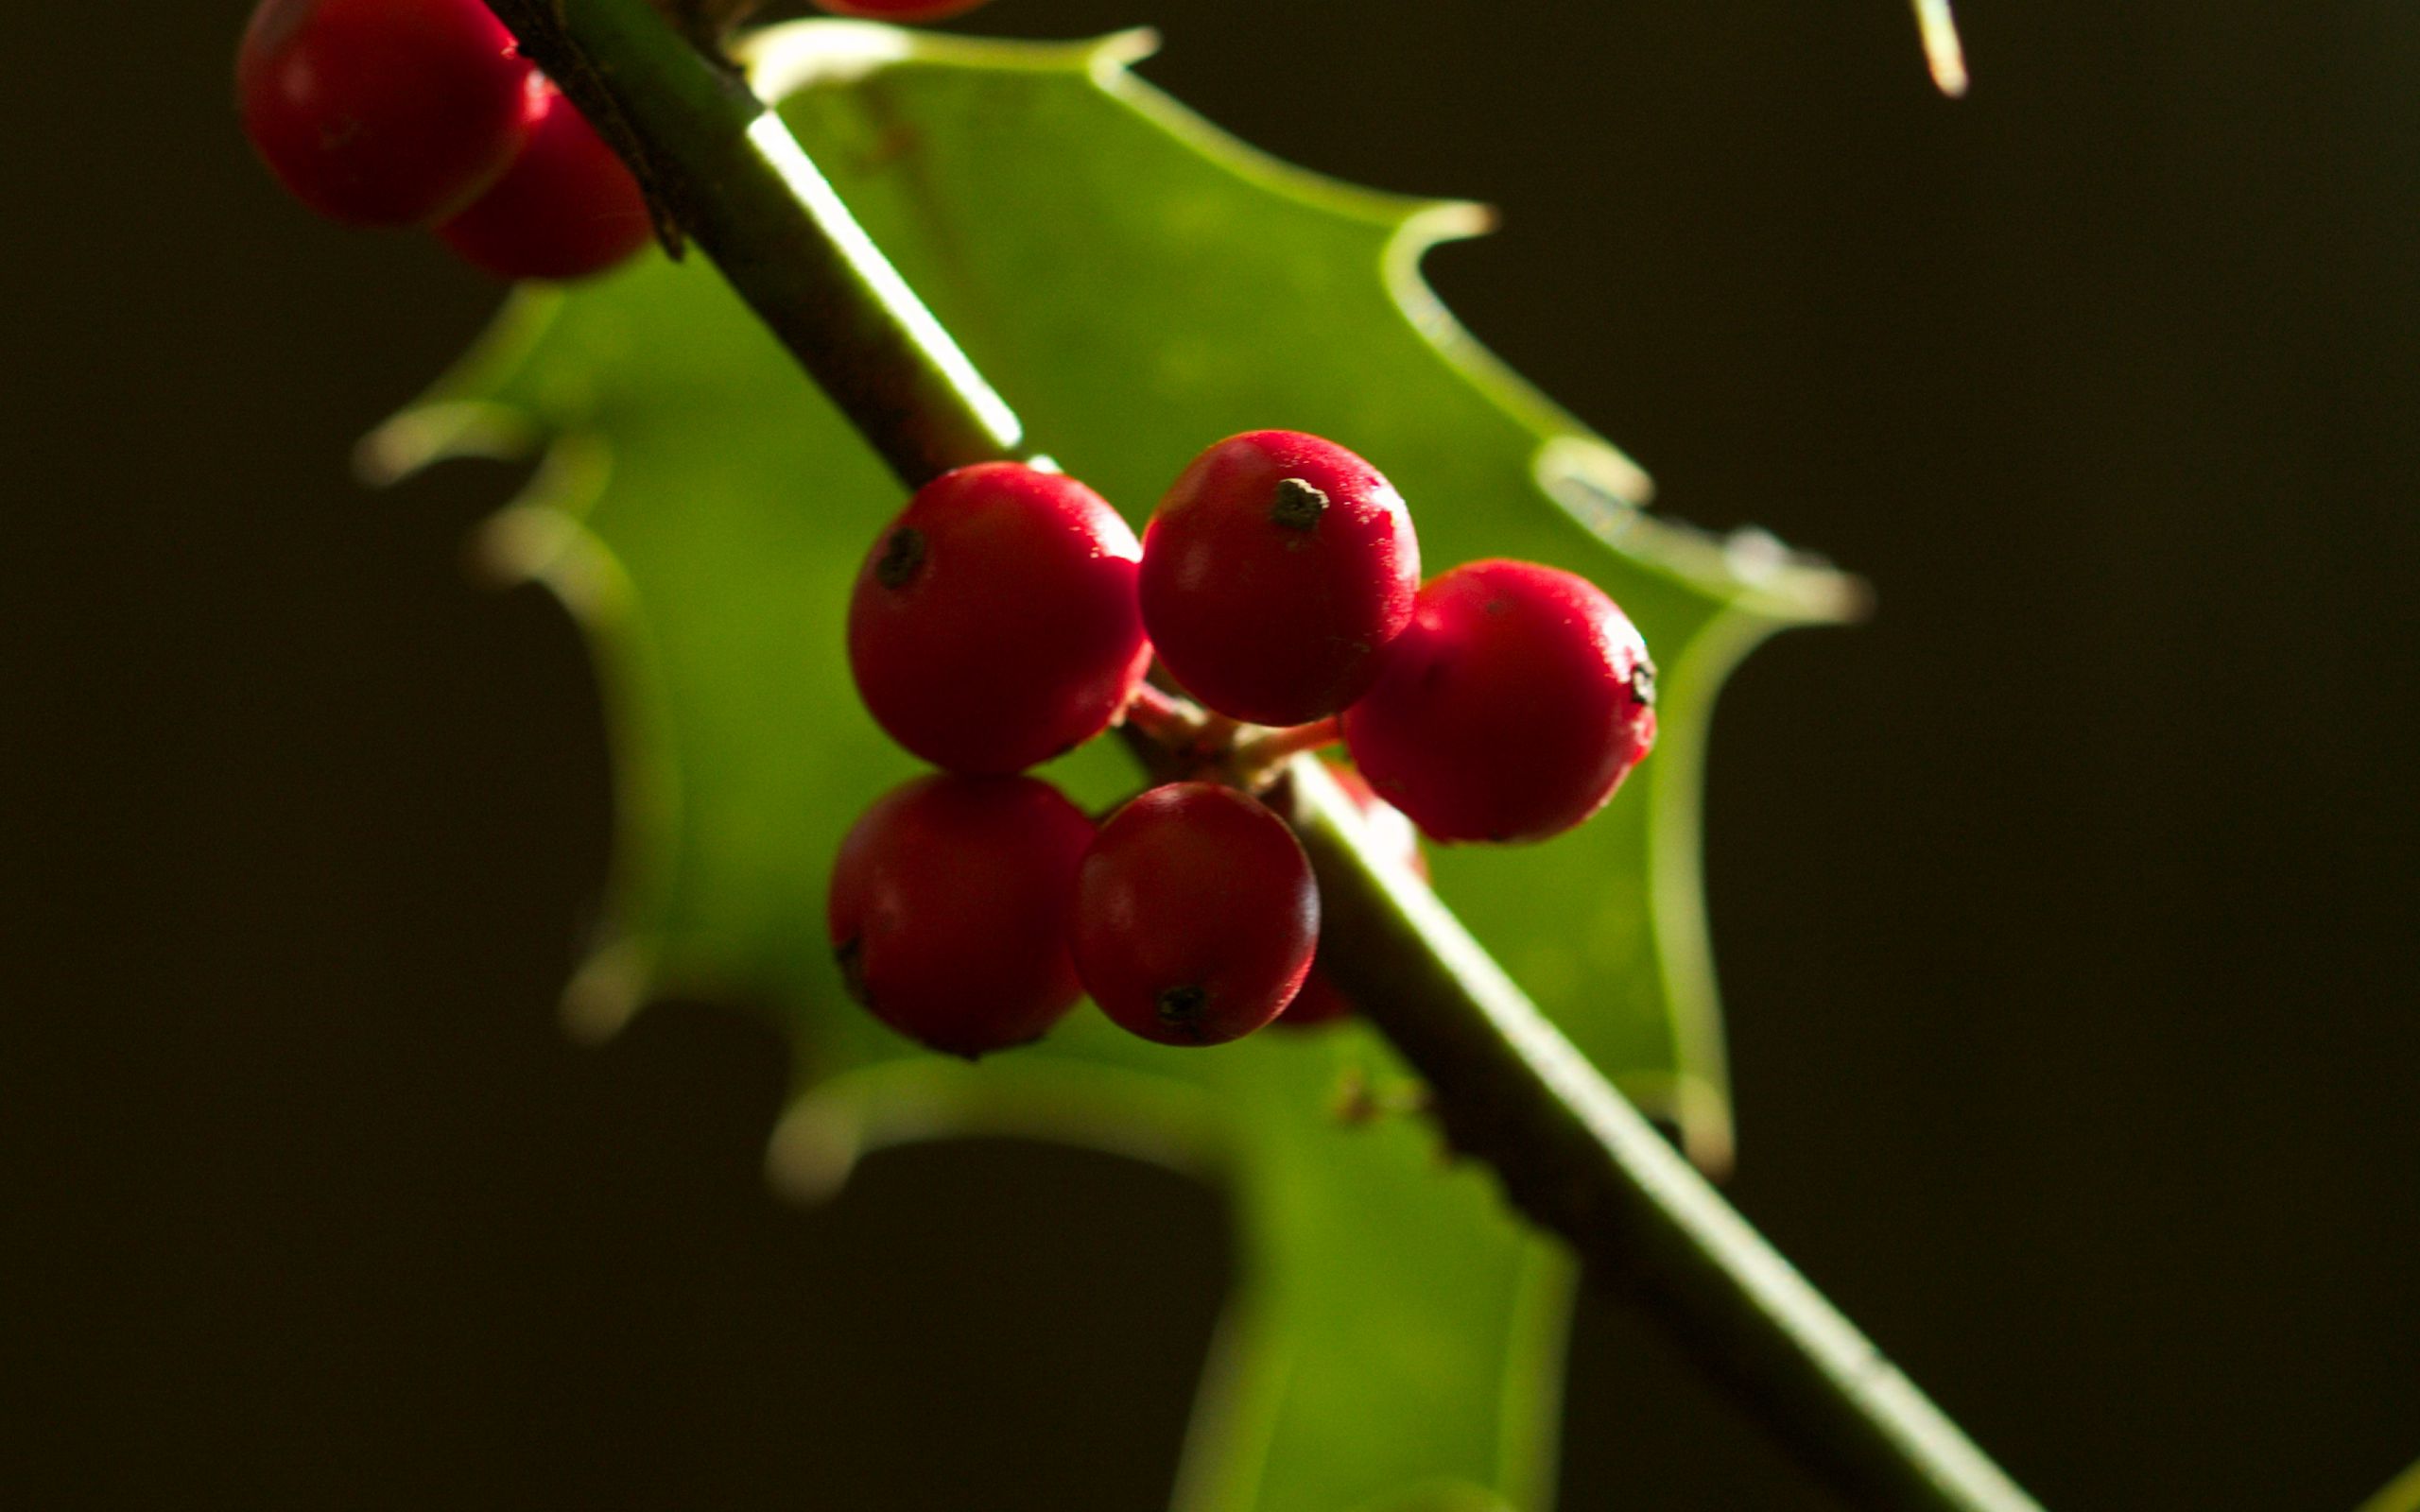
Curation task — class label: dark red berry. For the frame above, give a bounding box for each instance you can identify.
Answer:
[1072,783,1320,1046]
[1139,431,1420,727]
[438,84,653,282]
[813,0,994,18]
[1342,559,1656,844]
[827,774,1094,1058]
[1278,765,1426,1029]
[849,462,1151,775]
[236,0,534,227]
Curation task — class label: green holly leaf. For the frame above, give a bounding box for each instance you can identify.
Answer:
[367,22,1857,1511]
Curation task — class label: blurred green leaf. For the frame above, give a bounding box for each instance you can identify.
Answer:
[372,22,1854,1509]
[2358,1456,2420,1512]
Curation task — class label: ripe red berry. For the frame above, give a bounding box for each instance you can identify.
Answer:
[827,774,1095,1058]
[849,462,1151,775]
[812,0,994,18]
[1342,559,1657,843]
[236,0,534,228]
[1072,783,1320,1046]
[1139,431,1420,727]
[439,84,654,283]
[1278,765,1426,1029]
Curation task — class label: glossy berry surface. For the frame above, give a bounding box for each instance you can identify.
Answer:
[1343,559,1656,844]
[1139,431,1420,727]
[849,462,1151,775]
[236,0,534,227]
[812,0,994,18]
[1279,765,1426,1029]
[439,84,653,282]
[827,774,1094,1057]
[1072,783,1320,1046]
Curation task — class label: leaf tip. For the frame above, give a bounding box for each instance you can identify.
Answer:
[560,936,655,1044]
[1533,440,1873,623]
[740,17,917,95]
[1089,26,1162,77]
[766,1092,867,1205]
[354,401,539,487]
[1533,434,1656,520]
[1402,198,1499,249]
[465,441,623,604]
[1668,1075,1738,1179]
[472,505,568,589]
[746,20,1160,98]
[1720,526,1875,624]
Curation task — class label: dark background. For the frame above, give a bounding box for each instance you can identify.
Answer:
[8,1,2417,1507]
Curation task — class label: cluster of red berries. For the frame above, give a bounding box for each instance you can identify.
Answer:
[831,431,1658,1057]
[235,0,652,281]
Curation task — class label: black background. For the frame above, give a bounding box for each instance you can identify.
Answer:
[8,2,2418,1508]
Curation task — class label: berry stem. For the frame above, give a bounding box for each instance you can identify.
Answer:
[1119,681,1209,747]
[1228,716,1342,776]
[476,8,2040,1509]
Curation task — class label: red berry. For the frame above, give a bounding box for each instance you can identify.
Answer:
[827,774,1094,1058]
[1072,783,1320,1046]
[438,84,654,282]
[1342,560,1656,843]
[812,0,994,18]
[1139,431,1420,727]
[236,0,534,227]
[849,462,1151,775]
[1278,765,1426,1029]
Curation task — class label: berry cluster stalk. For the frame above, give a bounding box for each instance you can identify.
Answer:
[475,3,2042,1509]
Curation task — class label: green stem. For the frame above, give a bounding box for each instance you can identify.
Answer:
[1229,716,1344,776]
[484,0,1021,484]
[477,4,2042,1509]
[1282,762,2036,1512]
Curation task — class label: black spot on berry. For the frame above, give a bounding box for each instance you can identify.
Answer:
[1629,659,1657,709]
[1156,984,1211,1040]
[1270,478,1330,532]
[874,526,926,590]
